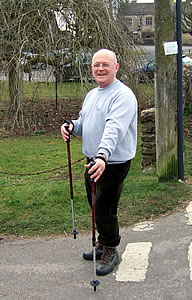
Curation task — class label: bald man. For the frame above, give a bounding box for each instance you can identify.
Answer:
[61,49,137,276]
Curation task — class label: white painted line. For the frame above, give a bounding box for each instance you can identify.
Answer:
[115,242,152,282]
[188,242,192,280]
[185,202,192,225]
[132,221,154,232]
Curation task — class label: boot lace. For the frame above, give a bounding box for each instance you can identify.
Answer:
[100,247,115,264]
[96,241,103,251]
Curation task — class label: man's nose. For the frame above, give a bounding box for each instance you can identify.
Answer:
[98,64,105,69]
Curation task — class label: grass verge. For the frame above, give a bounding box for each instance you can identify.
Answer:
[0,134,191,237]
[0,81,87,102]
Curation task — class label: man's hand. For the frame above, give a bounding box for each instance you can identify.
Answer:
[85,158,106,182]
[61,122,73,142]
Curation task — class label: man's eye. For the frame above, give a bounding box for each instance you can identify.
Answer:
[93,63,110,68]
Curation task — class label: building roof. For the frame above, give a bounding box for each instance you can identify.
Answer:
[126,3,155,16]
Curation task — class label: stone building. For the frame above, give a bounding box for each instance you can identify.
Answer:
[122,1,192,45]
[124,3,155,44]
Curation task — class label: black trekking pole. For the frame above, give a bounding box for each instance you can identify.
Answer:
[89,160,100,292]
[65,121,78,239]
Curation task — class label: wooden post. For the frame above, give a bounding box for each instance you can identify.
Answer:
[154,0,178,181]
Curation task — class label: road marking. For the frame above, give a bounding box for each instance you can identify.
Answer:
[115,242,152,282]
[188,242,192,280]
[132,221,154,232]
[185,202,192,225]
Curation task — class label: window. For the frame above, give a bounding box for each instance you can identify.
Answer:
[146,17,152,26]
[128,18,133,26]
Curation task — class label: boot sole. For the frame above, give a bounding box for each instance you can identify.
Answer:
[96,257,120,276]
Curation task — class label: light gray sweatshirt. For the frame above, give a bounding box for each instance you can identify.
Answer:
[72,79,137,164]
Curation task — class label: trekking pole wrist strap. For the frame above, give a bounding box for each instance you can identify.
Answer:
[95,155,107,165]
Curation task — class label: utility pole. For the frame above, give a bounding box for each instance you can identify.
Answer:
[154,0,178,181]
[176,0,184,180]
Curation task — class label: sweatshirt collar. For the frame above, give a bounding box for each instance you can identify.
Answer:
[98,79,119,91]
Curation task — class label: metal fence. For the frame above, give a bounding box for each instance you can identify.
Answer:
[0,66,55,83]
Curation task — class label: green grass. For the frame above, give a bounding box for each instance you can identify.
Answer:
[119,136,192,226]
[0,134,191,237]
[0,136,89,235]
[0,80,152,111]
[0,81,87,102]
[184,138,192,177]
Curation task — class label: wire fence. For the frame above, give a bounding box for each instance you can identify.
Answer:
[0,157,86,177]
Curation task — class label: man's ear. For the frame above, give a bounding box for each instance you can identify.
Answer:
[115,63,120,73]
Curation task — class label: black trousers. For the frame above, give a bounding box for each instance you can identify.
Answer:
[85,159,131,247]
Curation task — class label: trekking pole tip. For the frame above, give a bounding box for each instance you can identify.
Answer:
[71,229,79,239]
[90,280,100,291]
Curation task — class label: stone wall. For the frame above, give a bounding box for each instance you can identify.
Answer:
[140,107,156,172]
[141,67,191,172]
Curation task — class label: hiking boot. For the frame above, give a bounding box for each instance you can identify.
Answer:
[96,246,119,276]
[83,241,103,261]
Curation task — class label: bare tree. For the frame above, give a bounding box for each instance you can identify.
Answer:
[182,0,192,35]
[0,0,60,127]
[154,0,178,181]
[0,0,139,130]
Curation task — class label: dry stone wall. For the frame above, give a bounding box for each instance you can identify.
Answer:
[140,107,156,172]
[141,66,192,172]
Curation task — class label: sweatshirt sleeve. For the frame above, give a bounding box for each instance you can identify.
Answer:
[98,88,137,160]
[72,109,83,136]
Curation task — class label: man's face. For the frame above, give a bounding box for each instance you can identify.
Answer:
[91,51,119,88]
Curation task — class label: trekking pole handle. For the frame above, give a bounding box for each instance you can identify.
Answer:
[89,160,96,182]
[90,160,96,167]
[64,120,74,143]
[64,120,71,136]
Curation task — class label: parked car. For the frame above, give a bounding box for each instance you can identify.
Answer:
[182,55,192,65]
[53,50,93,82]
[133,55,192,83]
[21,51,47,71]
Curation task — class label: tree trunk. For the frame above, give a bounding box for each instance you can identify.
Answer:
[7,60,23,128]
[154,0,178,181]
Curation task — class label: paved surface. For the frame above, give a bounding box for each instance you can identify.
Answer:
[1,205,192,300]
[140,45,192,58]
